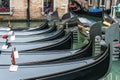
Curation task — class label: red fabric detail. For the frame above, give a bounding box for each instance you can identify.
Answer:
[0,8,10,12]
[117,42,120,47]
[2,34,8,39]
[44,7,53,12]
[11,51,16,65]
[68,4,76,9]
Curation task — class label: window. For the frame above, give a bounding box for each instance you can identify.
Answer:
[94,0,99,6]
[99,0,106,7]
[88,0,94,6]
[0,0,9,12]
[43,0,54,14]
[0,0,12,15]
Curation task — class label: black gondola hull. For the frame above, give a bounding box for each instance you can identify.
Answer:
[1,32,72,52]
[0,45,110,80]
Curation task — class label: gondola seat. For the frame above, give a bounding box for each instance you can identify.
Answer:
[103,21,111,27]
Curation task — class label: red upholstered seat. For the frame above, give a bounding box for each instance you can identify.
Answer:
[2,34,9,39]
[68,4,75,8]
[44,7,53,12]
[117,42,120,47]
[68,4,77,10]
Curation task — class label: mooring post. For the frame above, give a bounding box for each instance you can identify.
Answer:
[27,0,30,23]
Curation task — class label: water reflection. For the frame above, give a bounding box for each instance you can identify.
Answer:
[101,73,120,80]
[0,21,43,28]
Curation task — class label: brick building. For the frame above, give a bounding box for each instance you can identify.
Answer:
[75,0,112,9]
[0,0,69,20]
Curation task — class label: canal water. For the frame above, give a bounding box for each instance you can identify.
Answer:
[0,20,44,28]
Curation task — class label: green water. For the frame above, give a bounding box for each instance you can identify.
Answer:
[102,60,120,80]
[72,30,89,49]
[0,21,44,28]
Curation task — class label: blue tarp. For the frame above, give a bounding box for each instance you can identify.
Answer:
[89,8,102,12]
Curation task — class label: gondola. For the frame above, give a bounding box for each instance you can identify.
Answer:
[0,44,110,80]
[63,17,78,28]
[87,9,111,17]
[70,1,111,17]
[77,18,96,36]
[61,12,71,20]
[1,31,72,52]
[0,24,56,37]
[103,13,115,26]
[78,17,96,27]
[50,10,59,21]
[68,1,86,14]
[0,41,92,66]
[78,21,101,37]
[50,11,78,29]
[59,12,78,28]
[0,27,64,42]
[0,19,48,31]
[103,13,115,23]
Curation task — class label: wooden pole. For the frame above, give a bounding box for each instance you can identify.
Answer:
[112,0,117,18]
[27,0,30,22]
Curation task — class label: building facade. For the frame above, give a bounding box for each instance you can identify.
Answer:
[75,0,112,9]
[0,0,69,20]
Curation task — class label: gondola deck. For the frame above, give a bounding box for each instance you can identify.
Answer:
[0,24,56,37]
[1,31,72,52]
[0,44,110,80]
[0,27,64,43]
[0,41,92,66]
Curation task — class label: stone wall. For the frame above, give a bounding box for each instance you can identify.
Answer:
[56,0,68,18]
[30,0,43,19]
[0,0,68,20]
[75,0,111,9]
